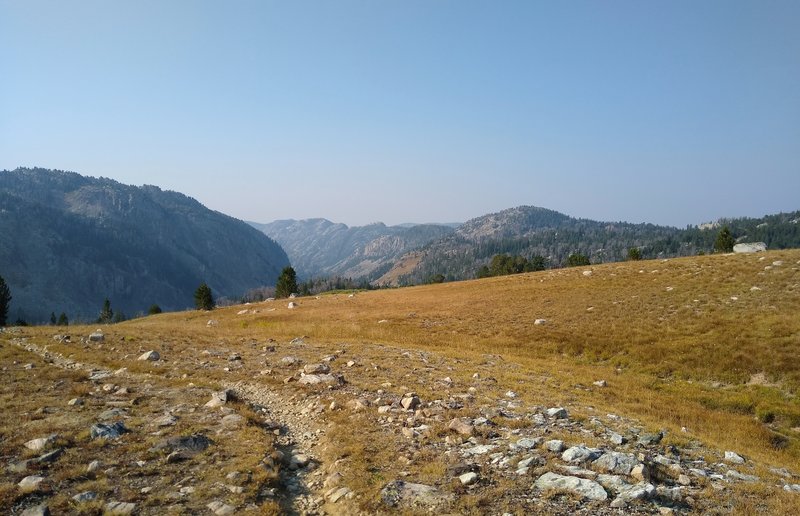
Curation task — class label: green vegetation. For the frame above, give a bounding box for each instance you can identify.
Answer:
[97,298,113,324]
[194,283,214,310]
[627,247,642,260]
[57,312,68,326]
[275,266,298,299]
[715,225,735,253]
[477,253,546,278]
[566,253,591,267]
[148,304,163,315]
[0,275,10,326]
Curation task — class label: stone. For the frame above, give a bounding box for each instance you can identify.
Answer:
[21,505,49,516]
[72,491,98,502]
[303,363,331,374]
[88,331,105,342]
[280,356,300,366]
[533,472,608,501]
[448,418,474,436]
[207,319,218,326]
[631,463,650,481]
[616,482,656,502]
[152,414,178,427]
[34,448,64,464]
[24,434,57,452]
[18,475,47,493]
[68,398,84,406]
[347,398,370,411]
[205,390,232,408]
[324,472,344,489]
[593,380,607,387]
[298,373,342,386]
[593,452,639,476]
[547,407,568,419]
[784,484,800,493]
[561,445,602,464]
[221,414,245,427]
[724,451,745,464]
[608,432,626,445]
[290,453,310,469]
[380,481,450,508]
[511,437,542,451]
[726,470,759,482]
[637,431,663,445]
[87,460,101,472]
[459,472,479,485]
[153,434,212,454]
[327,487,352,503]
[287,302,297,309]
[207,501,236,515]
[534,319,547,325]
[545,440,565,452]
[401,395,421,410]
[463,444,498,456]
[582,270,593,276]
[733,242,767,253]
[137,350,160,361]
[90,421,128,439]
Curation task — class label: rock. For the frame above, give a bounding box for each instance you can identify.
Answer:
[327,487,352,503]
[205,390,232,408]
[153,434,212,454]
[303,363,331,374]
[463,444,498,456]
[68,397,84,406]
[724,451,745,464]
[88,331,105,342]
[347,398,370,411]
[534,319,547,325]
[34,448,64,464]
[90,421,128,439]
[280,356,300,366]
[207,501,236,515]
[545,440,565,452]
[726,470,759,482]
[733,242,767,253]
[24,434,57,452]
[401,395,421,410]
[206,319,218,326]
[505,390,518,398]
[608,432,626,445]
[152,414,178,427]
[518,456,543,469]
[21,505,49,516]
[547,407,568,419]
[616,482,656,502]
[533,472,608,501]
[784,484,800,493]
[510,437,542,451]
[631,463,650,481]
[18,475,47,493]
[87,460,101,473]
[448,418,474,436]
[72,491,98,502]
[459,472,479,485]
[290,453,310,469]
[221,414,245,427]
[637,431,663,445]
[593,452,639,476]
[298,373,342,386]
[582,270,593,277]
[562,445,602,464]
[593,380,607,387]
[137,350,160,361]
[287,302,297,309]
[380,481,449,508]
[324,472,344,489]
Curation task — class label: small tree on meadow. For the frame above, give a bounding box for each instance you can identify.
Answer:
[148,304,162,315]
[627,247,642,261]
[567,253,590,267]
[194,283,214,310]
[57,312,69,326]
[50,312,57,325]
[275,267,298,298]
[97,298,114,324]
[714,226,735,253]
[0,275,11,327]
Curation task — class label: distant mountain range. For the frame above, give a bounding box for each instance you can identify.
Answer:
[0,168,289,323]
[254,206,800,286]
[250,219,455,281]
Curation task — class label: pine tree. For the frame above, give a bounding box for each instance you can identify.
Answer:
[275,267,298,298]
[714,226,735,253]
[57,312,69,326]
[194,283,214,310]
[148,304,162,315]
[0,275,11,327]
[50,312,57,325]
[627,247,642,261]
[97,298,114,324]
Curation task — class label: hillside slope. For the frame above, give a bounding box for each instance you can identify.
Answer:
[0,168,289,322]
[251,218,454,280]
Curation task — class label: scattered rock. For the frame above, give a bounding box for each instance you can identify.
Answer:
[21,505,49,516]
[534,319,547,325]
[327,486,352,503]
[303,363,331,374]
[593,380,607,387]
[562,445,602,464]
[72,491,98,502]
[152,414,178,427]
[545,440,565,453]
[137,350,160,361]
[547,407,568,419]
[593,452,639,476]
[637,431,663,446]
[582,270,593,277]
[448,418,474,436]
[534,472,608,501]
[18,475,47,493]
[733,242,766,253]
[152,434,213,454]
[380,481,450,508]
[460,471,479,485]
[24,434,57,452]
[724,451,745,464]
[205,390,232,408]
[287,302,298,309]
[401,395,421,410]
[87,460,101,473]
[207,501,236,515]
[90,421,128,439]
[68,397,84,406]
[726,470,759,482]
[298,373,342,386]
[88,331,105,342]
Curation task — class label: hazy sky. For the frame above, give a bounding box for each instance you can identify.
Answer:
[1,1,798,227]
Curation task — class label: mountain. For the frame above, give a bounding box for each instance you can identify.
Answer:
[376,206,800,285]
[0,167,289,323]
[249,219,456,281]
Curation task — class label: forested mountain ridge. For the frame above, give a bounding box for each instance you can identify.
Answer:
[377,206,800,285]
[0,167,289,323]
[250,218,455,281]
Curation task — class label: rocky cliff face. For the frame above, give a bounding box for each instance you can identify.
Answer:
[0,168,290,322]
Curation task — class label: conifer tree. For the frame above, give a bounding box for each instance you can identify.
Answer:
[194,283,214,310]
[97,298,114,324]
[57,312,69,326]
[0,275,10,327]
[50,312,57,325]
[714,226,735,253]
[275,267,298,298]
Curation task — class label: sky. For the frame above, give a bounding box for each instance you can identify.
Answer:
[1,1,798,228]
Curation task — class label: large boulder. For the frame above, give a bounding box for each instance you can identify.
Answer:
[593,452,639,476]
[533,472,608,501]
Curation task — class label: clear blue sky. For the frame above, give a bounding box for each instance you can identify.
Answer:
[1,1,798,227]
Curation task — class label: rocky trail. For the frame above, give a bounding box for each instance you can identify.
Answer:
[2,326,800,515]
